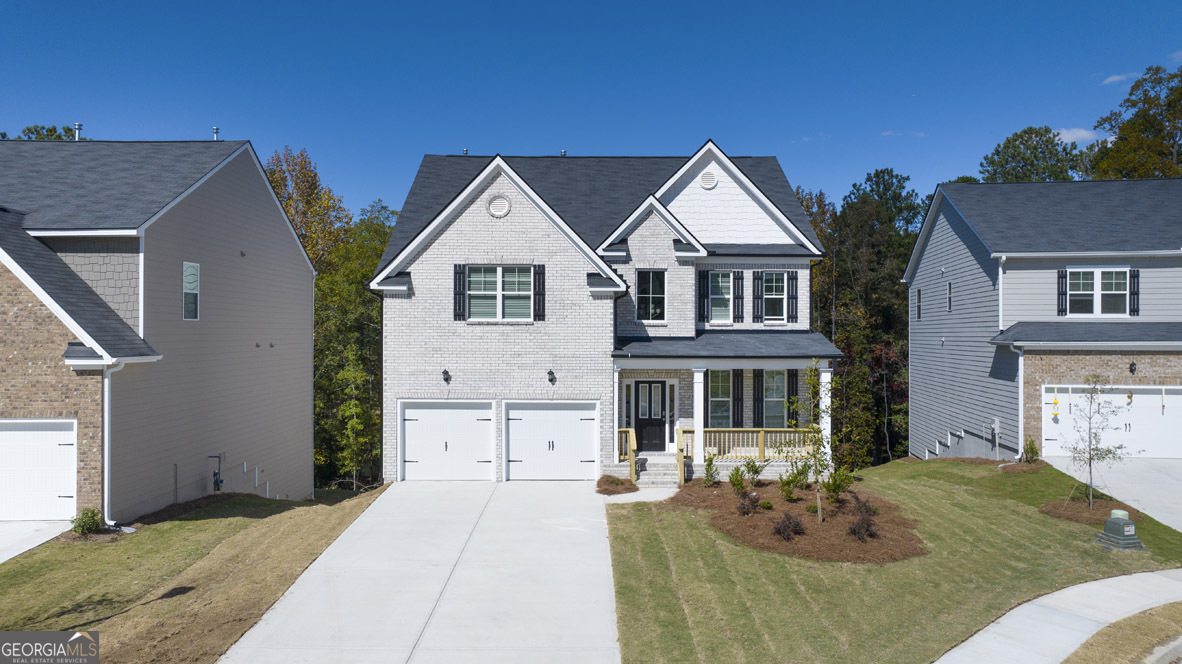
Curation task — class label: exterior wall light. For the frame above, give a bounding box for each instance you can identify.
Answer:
[1129,361,1137,375]
[547,369,556,385]
[442,369,451,384]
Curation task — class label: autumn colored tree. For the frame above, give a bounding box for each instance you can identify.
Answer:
[265,147,353,272]
[1088,64,1182,179]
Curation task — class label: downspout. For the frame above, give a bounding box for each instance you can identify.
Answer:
[102,360,126,526]
[1009,343,1023,460]
[998,255,1006,331]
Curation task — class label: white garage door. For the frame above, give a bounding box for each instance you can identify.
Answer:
[0,420,77,520]
[1042,385,1182,458]
[402,402,494,480]
[506,402,597,480]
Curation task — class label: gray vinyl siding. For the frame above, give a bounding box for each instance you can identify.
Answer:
[45,237,140,330]
[1003,257,1182,326]
[909,199,1019,459]
[108,150,313,521]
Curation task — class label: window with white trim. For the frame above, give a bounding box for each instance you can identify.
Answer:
[468,266,532,320]
[915,288,921,320]
[764,271,787,322]
[636,270,665,321]
[709,271,732,323]
[708,370,731,428]
[764,369,788,428]
[182,262,199,320]
[1068,268,1128,316]
[947,282,953,312]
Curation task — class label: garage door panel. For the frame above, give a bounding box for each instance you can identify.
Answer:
[403,403,493,481]
[0,420,77,520]
[506,403,596,481]
[1043,385,1182,459]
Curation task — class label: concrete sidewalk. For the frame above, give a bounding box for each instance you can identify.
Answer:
[936,570,1182,663]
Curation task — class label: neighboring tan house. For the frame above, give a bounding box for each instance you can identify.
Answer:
[0,140,314,522]
[904,179,1182,460]
[371,141,839,485]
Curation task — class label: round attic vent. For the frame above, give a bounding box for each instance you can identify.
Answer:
[700,171,718,190]
[488,195,511,218]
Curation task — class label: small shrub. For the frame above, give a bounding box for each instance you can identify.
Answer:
[1023,437,1040,464]
[848,514,879,542]
[777,473,797,502]
[777,461,810,501]
[772,512,806,541]
[703,455,719,487]
[805,504,819,514]
[606,476,624,485]
[72,507,104,536]
[742,458,772,485]
[758,500,773,510]
[728,466,746,496]
[822,466,856,503]
[851,493,878,517]
[737,493,760,516]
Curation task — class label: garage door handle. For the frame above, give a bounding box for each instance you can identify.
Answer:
[403,418,419,422]
[580,418,594,421]
[58,443,74,446]
[580,460,594,463]
[405,460,419,463]
[59,495,74,498]
[477,460,492,463]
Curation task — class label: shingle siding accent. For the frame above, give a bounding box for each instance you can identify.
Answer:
[45,237,140,330]
[382,173,615,481]
[0,262,103,514]
[908,199,1020,459]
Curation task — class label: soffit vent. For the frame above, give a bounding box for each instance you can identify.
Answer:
[700,171,718,190]
[488,195,511,218]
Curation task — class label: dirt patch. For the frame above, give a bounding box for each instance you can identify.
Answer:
[669,479,927,563]
[1002,459,1049,473]
[597,475,639,495]
[56,529,123,544]
[1041,498,1143,526]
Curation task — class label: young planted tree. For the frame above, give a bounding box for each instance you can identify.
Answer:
[789,362,837,524]
[1063,374,1133,509]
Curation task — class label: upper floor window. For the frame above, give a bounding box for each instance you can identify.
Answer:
[764,272,786,322]
[764,369,788,428]
[1068,268,1128,316]
[947,282,953,312]
[182,262,200,320]
[636,270,665,321]
[708,370,731,427]
[468,265,532,320]
[709,271,732,323]
[915,288,921,320]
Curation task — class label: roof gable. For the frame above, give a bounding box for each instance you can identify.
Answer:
[596,196,705,256]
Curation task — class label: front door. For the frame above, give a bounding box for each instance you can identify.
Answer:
[635,381,666,452]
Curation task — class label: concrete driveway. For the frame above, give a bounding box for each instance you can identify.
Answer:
[1046,456,1182,531]
[0,521,70,566]
[220,482,620,664]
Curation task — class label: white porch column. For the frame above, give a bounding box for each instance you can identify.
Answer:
[613,366,620,430]
[692,368,706,464]
[819,362,833,468]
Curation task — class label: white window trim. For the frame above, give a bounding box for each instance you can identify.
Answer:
[1065,266,1131,318]
[709,271,733,324]
[468,265,533,321]
[763,369,788,428]
[635,269,667,323]
[708,370,731,428]
[182,261,200,321]
[763,271,788,323]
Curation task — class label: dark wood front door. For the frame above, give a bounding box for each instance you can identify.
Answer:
[635,381,666,452]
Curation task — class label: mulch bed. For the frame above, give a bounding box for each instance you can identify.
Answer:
[1041,498,1143,526]
[57,529,123,544]
[669,479,927,563]
[597,475,640,495]
[1001,460,1049,473]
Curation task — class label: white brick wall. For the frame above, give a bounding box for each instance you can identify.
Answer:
[611,212,697,338]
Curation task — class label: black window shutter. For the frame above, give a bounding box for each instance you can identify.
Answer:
[698,271,709,322]
[1130,269,1140,316]
[533,264,546,321]
[454,264,467,321]
[788,271,799,323]
[752,271,764,323]
[731,369,744,427]
[733,271,744,322]
[752,369,764,428]
[787,369,799,425]
[1057,269,1068,316]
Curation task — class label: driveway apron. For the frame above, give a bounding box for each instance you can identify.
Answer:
[1045,456,1182,532]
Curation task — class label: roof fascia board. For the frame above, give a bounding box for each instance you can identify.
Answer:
[65,354,161,370]
[652,140,822,255]
[26,229,140,238]
[370,156,626,291]
[993,250,1182,259]
[991,340,1182,350]
[596,196,707,256]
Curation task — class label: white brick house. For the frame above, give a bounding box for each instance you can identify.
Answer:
[371,141,839,484]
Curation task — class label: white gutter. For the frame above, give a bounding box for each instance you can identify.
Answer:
[1009,344,1024,460]
[996,341,1182,351]
[992,250,1182,259]
[102,361,126,526]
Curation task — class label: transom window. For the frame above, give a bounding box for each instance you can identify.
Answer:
[764,272,787,322]
[636,270,666,321]
[709,272,732,323]
[468,266,532,320]
[1068,268,1128,316]
[182,262,200,321]
[764,369,788,428]
[708,370,731,428]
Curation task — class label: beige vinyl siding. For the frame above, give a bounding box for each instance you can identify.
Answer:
[108,150,313,521]
[909,199,1019,459]
[1003,256,1182,326]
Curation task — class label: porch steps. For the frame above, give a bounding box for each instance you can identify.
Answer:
[635,453,690,488]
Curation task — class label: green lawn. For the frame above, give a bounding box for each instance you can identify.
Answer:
[607,460,1180,664]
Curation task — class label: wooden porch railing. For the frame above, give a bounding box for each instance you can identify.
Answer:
[703,428,812,460]
[676,428,694,460]
[617,428,638,482]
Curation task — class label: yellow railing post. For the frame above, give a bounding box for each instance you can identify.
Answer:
[628,430,637,483]
[676,437,685,485]
[758,429,766,460]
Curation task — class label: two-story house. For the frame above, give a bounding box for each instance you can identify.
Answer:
[0,140,314,522]
[904,179,1182,461]
[371,141,840,485]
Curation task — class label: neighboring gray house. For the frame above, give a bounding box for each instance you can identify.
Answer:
[904,179,1182,461]
[0,140,314,522]
[371,141,840,485]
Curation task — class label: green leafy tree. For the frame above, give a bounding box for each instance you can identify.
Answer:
[333,344,379,487]
[2,124,88,140]
[1088,64,1182,179]
[265,147,353,272]
[979,126,1082,182]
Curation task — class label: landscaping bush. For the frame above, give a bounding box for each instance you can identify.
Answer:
[759,500,773,510]
[777,461,810,502]
[742,458,772,485]
[772,512,806,541]
[728,466,747,496]
[805,504,819,514]
[71,508,104,536]
[703,455,719,487]
[737,493,760,516]
[822,466,855,503]
[848,514,879,542]
[1023,437,1040,464]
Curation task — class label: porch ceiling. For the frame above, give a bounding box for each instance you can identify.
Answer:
[613,330,842,359]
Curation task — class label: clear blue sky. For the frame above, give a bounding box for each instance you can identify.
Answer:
[4,1,1180,216]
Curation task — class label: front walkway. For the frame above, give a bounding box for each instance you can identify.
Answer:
[220,482,620,664]
[1045,456,1182,531]
[0,521,69,566]
[936,570,1182,663]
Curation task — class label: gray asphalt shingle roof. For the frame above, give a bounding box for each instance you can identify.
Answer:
[940,179,1182,254]
[0,140,247,230]
[990,321,1182,345]
[614,331,842,358]
[0,206,157,358]
[375,153,822,278]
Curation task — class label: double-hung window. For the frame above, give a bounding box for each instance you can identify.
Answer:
[468,266,532,320]
[709,271,732,323]
[708,370,731,428]
[764,272,787,322]
[636,270,665,321]
[1068,268,1128,316]
[763,369,788,428]
[182,262,200,320]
